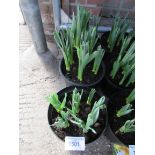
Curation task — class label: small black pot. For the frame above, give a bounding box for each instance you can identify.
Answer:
[59,58,106,88]
[107,90,135,146]
[48,86,108,144]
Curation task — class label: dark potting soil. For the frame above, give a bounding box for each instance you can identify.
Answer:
[61,56,104,85]
[108,91,135,145]
[48,91,107,144]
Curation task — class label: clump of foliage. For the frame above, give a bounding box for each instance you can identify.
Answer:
[47,88,106,134]
[116,88,135,118]
[71,88,83,115]
[114,88,135,135]
[71,6,90,48]
[46,93,69,128]
[110,32,135,87]
[77,42,104,81]
[46,93,67,113]
[54,111,70,128]
[116,104,134,118]
[69,96,106,134]
[54,6,105,82]
[87,88,96,105]
[116,119,135,134]
[54,29,74,71]
[107,14,130,52]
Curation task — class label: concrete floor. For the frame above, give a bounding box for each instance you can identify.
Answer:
[19,25,113,155]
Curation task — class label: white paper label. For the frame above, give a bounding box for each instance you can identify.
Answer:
[117,151,125,155]
[129,145,135,155]
[65,136,85,151]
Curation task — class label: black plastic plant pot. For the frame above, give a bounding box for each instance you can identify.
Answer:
[99,58,134,96]
[59,58,106,88]
[107,90,135,146]
[105,76,134,92]
[99,76,133,98]
[48,86,108,144]
[100,31,110,51]
[98,31,128,96]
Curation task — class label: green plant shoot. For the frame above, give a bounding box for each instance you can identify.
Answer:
[72,88,83,114]
[110,34,135,79]
[116,119,135,134]
[53,29,73,71]
[107,15,130,52]
[77,42,104,81]
[69,96,106,134]
[87,89,96,105]
[92,45,105,74]
[71,6,91,48]
[110,34,135,87]
[68,109,86,129]
[116,104,134,117]
[126,89,135,104]
[46,93,67,113]
[77,42,95,81]
[54,111,69,128]
[84,96,106,134]
[83,27,98,54]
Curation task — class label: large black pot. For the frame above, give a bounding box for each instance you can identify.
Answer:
[59,58,106,88]
[99,31,134,95]
[48,86,108,144]
[107,90,135,146]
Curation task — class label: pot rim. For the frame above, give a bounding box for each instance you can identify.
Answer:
[59,58,106,87]
[105,75,134,91]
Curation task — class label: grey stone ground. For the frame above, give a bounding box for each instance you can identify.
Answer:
[19,25,113,155]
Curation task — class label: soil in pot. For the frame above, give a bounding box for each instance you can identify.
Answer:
[61,54,104,86]
[108,91,135,145]
[48,87,107,144]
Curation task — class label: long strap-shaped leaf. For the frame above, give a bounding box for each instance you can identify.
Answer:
[119,63,135,85]
[54,30,71,71]
[126,89,135,104]
[116,104,134,117]
[92,46,105,74]
[85,96,106,133]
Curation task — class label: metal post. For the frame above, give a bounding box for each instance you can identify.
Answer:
[20,0,48,54]
[19,4,26,25]
[52,0,61,30]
